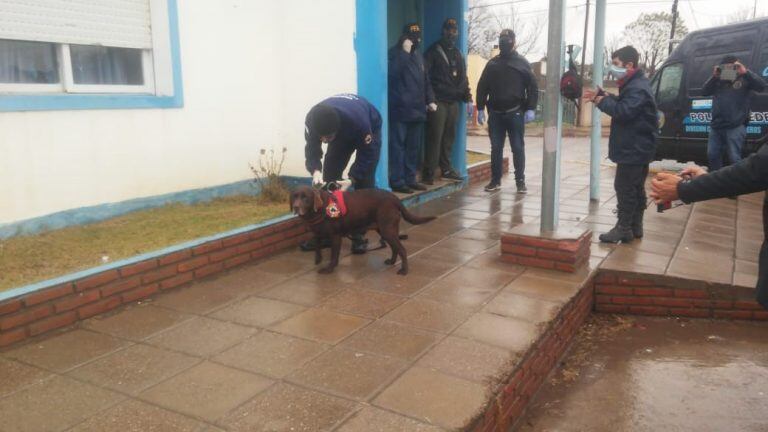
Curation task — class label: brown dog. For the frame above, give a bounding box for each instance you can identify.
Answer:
[290,186,435,275]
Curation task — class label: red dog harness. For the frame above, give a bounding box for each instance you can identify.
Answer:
[325,190,348,218]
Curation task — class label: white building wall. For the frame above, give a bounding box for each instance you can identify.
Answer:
[0,0,357,226]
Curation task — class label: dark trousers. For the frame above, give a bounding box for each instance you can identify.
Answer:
[489,110,525,184]
[424,101,459,179]
[323,142,376,189]
[707,125,745,171]
[614,163,649,224]
[389,121,422,187]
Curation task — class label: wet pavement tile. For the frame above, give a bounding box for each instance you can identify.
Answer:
[383,298,471,333]
[4,329,128,372]
[417,278,501,310]
[68,399,204,432]
[340,320,440,360]
[212,331,327,378]
[464,248,526,274]
[319,288,406,319]
[82,304,192,341]
[261,276,346,307]
[414,244,478,266]
[501,274,581,304]
[600,247,672,275]
[336,406,443,432]
[667,256,733,285]
[482,291,561,325]
[145,316,256,357]
[439,266,518,290]
[0,375,124,432]
[434,236,496,254]
[416,335,510,383]
[210,296,305,328]
[219,382,355,432]
[0,357,50,398]
[67,343,198,395]
[373,366,487,429]
[287,346,406,401]
[358,271,435,297]
[454,312,539,351]
[139,361,273,422]
[404,255,461,278]
[270,308,370,344]
[254,256,313,276]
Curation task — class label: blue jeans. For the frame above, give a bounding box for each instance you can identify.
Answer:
[489,110,525,184]
[388,121,422,187]
[707,125,745,171]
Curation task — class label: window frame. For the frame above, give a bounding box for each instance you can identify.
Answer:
[0,0,183,111]
[654,62,684,108]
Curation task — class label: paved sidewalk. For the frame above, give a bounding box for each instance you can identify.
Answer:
[0,136,761,431]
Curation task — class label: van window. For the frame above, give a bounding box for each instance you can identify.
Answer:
[656,63,683,106]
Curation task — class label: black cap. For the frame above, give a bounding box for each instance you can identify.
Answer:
[307,104,340,137]
[443,18,458,30]
[403,22,421,38]
[499,29,515,44]
[721,55,738,64]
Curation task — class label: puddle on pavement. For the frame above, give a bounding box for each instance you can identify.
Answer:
[518,315,768,432]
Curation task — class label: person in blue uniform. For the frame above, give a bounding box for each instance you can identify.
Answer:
[302,93,382,254]
[388,23,436,194]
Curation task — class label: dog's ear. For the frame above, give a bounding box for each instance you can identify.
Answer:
[313,189,324,212]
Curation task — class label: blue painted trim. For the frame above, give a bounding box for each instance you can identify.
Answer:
[355,0,390,191]
[0,0,184,112]
[0,176,310,240]
[0,176,469,302]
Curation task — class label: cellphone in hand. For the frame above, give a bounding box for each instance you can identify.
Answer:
[718,64,738,82]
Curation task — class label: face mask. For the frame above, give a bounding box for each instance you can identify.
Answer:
[610,64,628,79]
[443,34,457,47]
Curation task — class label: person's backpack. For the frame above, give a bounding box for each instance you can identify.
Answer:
[560,46,583,102]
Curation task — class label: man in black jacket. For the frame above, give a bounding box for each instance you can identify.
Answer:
[476,29,538,193]
[702,56,766,171]
[388,23,436,194]
[650,145,768,309]
[423,18,471,184]
[584,46,658,243]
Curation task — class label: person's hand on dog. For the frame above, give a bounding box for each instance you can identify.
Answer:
[312,170,323,186]
[650,172,683,203]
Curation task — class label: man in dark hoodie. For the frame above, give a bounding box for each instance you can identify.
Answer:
[388,23,436,194]
[476,29,538,193]
[702,55,766,171]
[584,46,657,244]
[423,18,471,185]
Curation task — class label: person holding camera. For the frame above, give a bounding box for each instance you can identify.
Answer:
[583,46,657,244]
[703,56,766,171]
[650,145,768,309]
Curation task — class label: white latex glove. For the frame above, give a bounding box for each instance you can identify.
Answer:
[402,39,413,53]
[427,103,438,112]
[336,179,353,191]
[477,109,486,125]
[524,110,535,123]
[312,170,323,186]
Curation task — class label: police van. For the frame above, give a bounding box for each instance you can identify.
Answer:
[651,17,768,165]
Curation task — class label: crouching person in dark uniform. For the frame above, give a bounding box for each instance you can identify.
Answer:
[651,146,768,309]
[584,46,657,244]
[476,29,538,193]
[303,94,382,254]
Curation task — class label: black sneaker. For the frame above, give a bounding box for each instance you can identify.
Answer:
[391,185,414,194]
[484,182,501,192]
[422,177,434,186]
[442,170,463,181]
[516,181,527,194]
[407,182,427,191]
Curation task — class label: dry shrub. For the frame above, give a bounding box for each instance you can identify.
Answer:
[250,147,290,204]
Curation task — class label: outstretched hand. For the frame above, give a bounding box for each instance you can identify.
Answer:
[650,172,682,204]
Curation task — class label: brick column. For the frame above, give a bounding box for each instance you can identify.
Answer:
[501,224,592,273]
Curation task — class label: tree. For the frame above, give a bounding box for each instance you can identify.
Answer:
[622,12,688,74]
[718,7,764,25]
[468,0,546,59]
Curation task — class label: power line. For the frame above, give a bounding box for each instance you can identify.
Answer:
[469,0,531,10]
[686,0,700,29]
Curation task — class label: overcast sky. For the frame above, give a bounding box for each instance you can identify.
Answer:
[471,0,768,61]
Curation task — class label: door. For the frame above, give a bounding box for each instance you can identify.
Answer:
[652,62,685,161]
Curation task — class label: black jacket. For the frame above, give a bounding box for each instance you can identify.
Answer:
[305,94,382,180]
[388,44,435,123]
[702,70,766,130]
[476,51,538,112]
[597,70,658,165]
[424,40,471,103]
[678,144,768,309]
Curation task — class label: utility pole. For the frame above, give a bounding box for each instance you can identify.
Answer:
[576,0,591,127]
[668,0,678,55]
[755,0,758,19]
[590,0,606,202]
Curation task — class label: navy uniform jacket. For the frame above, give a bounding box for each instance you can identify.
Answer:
[476,51,538,112]
[304,94,382,181]
[388,45,435,123]
[597,70,658,165]
[702,70,766,130]
[678,144,768,309]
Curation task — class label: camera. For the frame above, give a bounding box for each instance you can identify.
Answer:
[718,64,738,82]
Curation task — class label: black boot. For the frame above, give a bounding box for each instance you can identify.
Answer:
[350,233,369,255]
[632,207,644,239]
[599,214,634,244]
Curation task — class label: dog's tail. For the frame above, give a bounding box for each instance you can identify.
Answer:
[398,202,436,225]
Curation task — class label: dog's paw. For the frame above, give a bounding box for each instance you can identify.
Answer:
[397,268,408,276]
[384,258,396,265]
[318,266,334,274]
